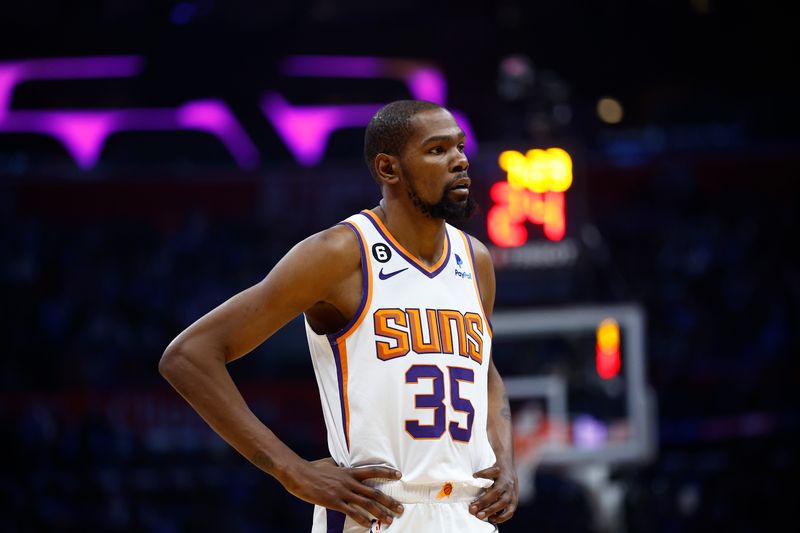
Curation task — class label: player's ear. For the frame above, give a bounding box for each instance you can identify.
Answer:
[375,153,400,186]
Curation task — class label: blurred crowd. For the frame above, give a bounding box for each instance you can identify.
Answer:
[1,158,798,531]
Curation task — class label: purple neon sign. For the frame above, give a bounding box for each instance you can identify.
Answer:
[280,56,448,105]
[263,55,477,166]
[0,56,144,122]
[0,56,259,170]
[0,55,477,170]
[261,93,380,167]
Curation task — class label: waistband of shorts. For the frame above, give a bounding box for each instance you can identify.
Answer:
[364,480,488,504]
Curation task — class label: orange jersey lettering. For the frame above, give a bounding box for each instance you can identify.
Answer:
[373,308,410,360]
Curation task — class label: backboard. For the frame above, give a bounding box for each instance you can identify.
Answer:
[492,304,656,471]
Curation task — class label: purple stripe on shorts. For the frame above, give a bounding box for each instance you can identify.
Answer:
[326,508,346,533]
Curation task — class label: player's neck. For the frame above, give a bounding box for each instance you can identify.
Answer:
[376,200,446,267]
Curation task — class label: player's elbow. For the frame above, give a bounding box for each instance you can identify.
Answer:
[159,340,188,382]
[160,335,226,382]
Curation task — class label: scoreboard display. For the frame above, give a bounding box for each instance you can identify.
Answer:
[488,148,573,245]
[474,145,588,272]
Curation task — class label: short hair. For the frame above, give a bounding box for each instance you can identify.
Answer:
[363,100,446,181]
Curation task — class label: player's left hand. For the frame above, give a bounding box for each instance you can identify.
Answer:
[470,461,519,524]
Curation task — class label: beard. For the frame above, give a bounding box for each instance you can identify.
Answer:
[404,174,479,222]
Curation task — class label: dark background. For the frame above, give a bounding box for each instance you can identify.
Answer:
[2,1,798,531]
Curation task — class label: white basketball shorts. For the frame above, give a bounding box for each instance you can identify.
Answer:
[311,480,499,533]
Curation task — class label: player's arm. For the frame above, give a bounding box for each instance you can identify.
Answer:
[158,225,403,528]
[467,235,519,524]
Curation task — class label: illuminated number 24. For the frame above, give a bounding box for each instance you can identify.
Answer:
[405,365,474,442]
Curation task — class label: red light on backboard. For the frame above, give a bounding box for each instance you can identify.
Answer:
[596,318,621,380]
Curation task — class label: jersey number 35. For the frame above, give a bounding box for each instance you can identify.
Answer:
[405,364,474,442]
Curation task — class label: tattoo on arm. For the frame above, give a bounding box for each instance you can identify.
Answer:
[500,392,512,421]
[252,450,274,472]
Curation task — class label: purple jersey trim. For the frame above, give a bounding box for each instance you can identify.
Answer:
[463,230,493,337]
[359,211,451,279]
[326,508,346,533]
[323,220,369,452]
[328,337,350,451]
[327,221,370,341]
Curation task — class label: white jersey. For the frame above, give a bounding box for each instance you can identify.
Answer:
[305,209,496,486]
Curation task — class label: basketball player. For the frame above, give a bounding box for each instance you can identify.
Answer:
[159,100,518,531]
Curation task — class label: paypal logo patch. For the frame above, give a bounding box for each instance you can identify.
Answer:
[453,253,472,279]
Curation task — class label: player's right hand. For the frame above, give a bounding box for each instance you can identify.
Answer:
[280,457,405,528]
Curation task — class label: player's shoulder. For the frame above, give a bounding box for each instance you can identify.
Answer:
[456,229,496,313]
[457,229,493,269]
[294,222,361,267]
